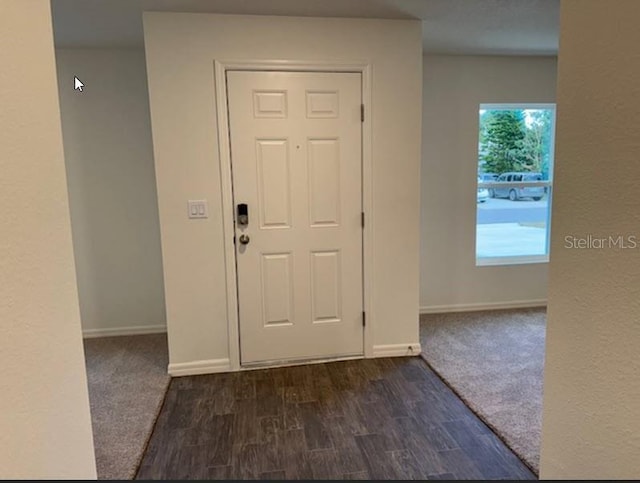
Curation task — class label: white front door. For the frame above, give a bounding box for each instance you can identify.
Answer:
[227,71,363,365]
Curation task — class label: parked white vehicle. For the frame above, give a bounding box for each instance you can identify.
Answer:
[477,177,489,203]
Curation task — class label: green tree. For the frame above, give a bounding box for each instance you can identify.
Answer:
[479,110,526,174]
[521,109,553,179]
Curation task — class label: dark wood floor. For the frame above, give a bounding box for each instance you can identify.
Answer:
[136,357,535,480]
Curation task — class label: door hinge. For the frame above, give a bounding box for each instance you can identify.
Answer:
[361,211,365,228]
[233,235,236,246]
[362,311,366,327]
[360,104,365,123]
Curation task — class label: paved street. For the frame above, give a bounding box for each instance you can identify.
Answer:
[477,197,549,224]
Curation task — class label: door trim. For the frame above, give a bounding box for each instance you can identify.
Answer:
[214,60,374,371]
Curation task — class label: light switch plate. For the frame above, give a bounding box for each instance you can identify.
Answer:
[188,200,208,219]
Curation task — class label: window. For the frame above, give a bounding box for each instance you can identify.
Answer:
[476,104,556,265]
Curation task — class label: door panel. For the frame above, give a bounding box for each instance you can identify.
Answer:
[255,139,291,228]
[308,138,340,226]
[311,250,342,323]
[260,252,294,326]
[227,71,363,364]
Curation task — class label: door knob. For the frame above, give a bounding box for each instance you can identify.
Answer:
[238,234,250,245]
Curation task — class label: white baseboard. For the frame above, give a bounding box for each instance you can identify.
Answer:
[372,343,422,358]
[82,324,167,338]
[420,299,547,314]
[168,358,231,377]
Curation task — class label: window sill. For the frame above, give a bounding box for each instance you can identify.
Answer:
[476,255,549,267]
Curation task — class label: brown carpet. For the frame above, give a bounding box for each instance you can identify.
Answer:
[419,308,545,474]
[83,333,171,480]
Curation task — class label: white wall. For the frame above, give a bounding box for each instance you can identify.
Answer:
[421,55,557,311]
[143,13,422,371]
[0,1,96,478]
[540,0,640,478]
[55,49,166,337]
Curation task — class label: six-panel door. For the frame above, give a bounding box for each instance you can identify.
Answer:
[227,71,363,364]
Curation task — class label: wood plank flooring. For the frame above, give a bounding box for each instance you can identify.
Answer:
[136,357,536,480]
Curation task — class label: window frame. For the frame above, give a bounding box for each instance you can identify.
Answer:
[476,103,556,266]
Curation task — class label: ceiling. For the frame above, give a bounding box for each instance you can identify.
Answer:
[51,0,559,55]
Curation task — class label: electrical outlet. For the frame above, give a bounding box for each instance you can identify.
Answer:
[187,200,208,219]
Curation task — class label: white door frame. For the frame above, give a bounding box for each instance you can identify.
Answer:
[214,60,373,371]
